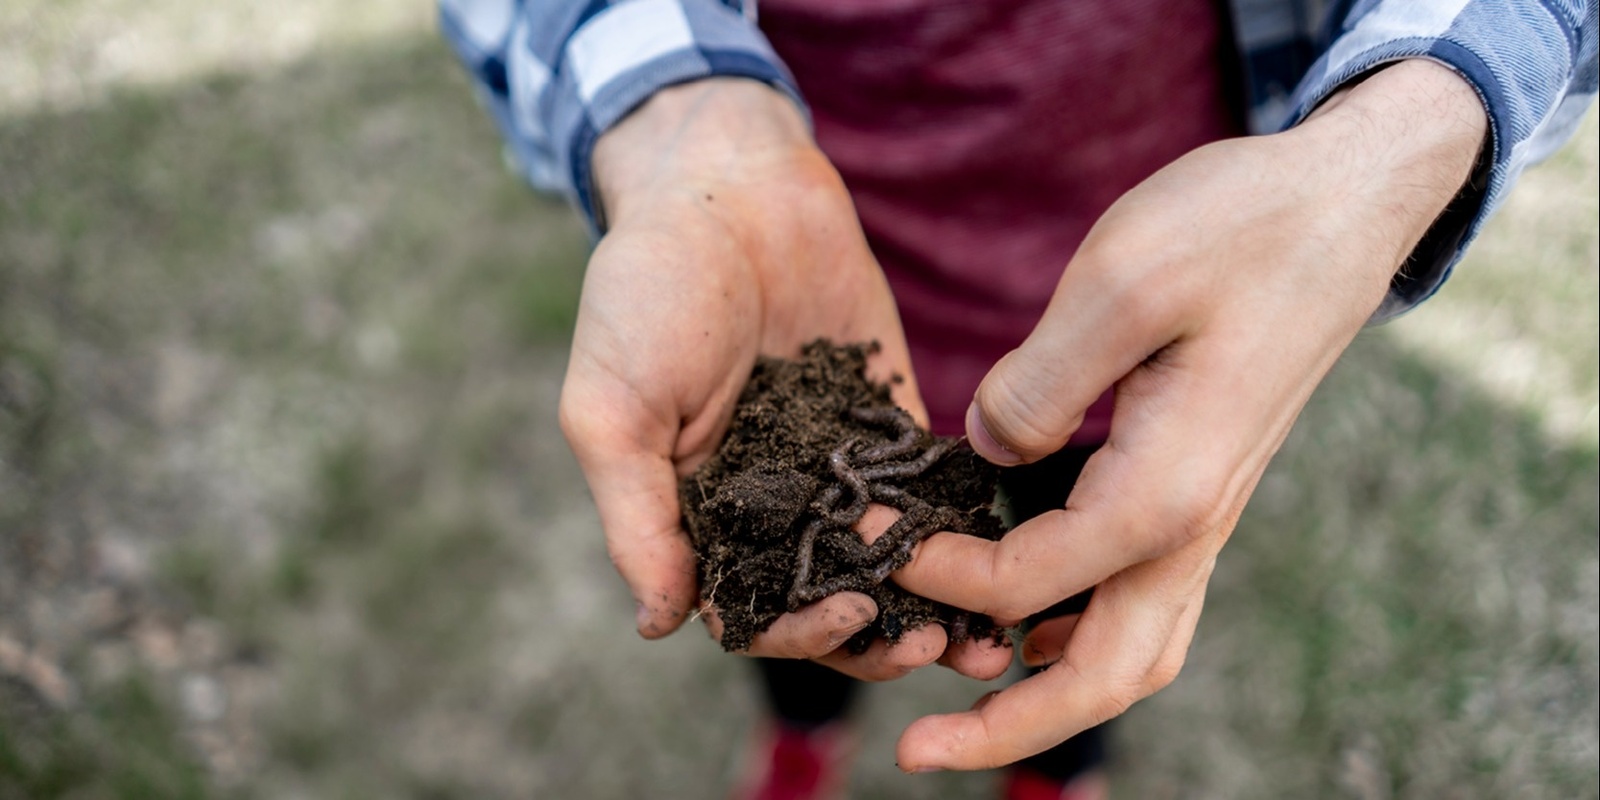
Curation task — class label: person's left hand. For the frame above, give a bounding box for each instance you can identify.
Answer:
[883,60,1488,771]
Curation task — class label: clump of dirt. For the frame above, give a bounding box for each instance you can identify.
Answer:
[680,340,1006,653]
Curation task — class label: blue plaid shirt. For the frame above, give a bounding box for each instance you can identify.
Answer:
[440,0,1598,319]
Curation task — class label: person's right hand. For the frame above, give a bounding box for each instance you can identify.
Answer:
[560,78,1011,682]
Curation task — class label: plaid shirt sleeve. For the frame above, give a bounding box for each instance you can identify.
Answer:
[1269,0,1599,321]
[437,0,801,233]
[441,0,1595,321]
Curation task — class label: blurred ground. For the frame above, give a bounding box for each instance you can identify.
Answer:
[0,3,1595,799]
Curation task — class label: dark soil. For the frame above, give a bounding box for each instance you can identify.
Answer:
[680,340,1007,653]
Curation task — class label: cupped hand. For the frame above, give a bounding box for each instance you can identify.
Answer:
[560,78,1011,682]
[882,60,1488,768]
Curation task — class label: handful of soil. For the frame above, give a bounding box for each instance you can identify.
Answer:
[680,340,1008,653]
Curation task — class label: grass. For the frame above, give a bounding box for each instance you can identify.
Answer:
[0,4,1594,799]
[0,676,208,800]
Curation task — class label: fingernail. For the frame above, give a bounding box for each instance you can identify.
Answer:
[828,619,872,649]
[635,601,651,630]
[965,403,1021,466]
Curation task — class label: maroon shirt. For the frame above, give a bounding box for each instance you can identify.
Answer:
[760,0,1239,440]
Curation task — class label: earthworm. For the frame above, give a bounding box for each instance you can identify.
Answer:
[849,406,921,464]
[858,437,957,482]
[868,483,912,510]
[787,517,826,610]
[826,438,871,525]
[775,409,977,627]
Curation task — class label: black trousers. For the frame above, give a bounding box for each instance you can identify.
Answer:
[755,446,1105,782]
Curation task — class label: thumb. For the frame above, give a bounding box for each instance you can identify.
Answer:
[967,266,1182,464]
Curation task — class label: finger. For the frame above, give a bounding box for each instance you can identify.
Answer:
[937,633,1013,681]
[887,443,1150,621]
[965,237,1190,465]
[853,503,900,546]
[560,373,700,639]
[898,341,1275,620]
[700,603,947,683]
[816,623,946,682]
[896,538,1215,772]
[854,504,1012,681]
[1019,614,1080,668]
[702,593,878,659]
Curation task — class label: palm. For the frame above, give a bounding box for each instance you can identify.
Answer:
[560,144,1015,681]
[569,154,919,479]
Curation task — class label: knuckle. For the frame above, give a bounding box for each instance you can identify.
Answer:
[988,513,1069,621]
[1064,661,1140,727]
[878,633,938,675]
[764,635,812,661]
[601,538,635,580]
[1145,656,1186,694]
[985,548,1036,622]
[788,628,835,661]
[557,370,645,454]
[1084,240,1180,324]
[796,640,833,661]
[1154,475,1229,553]
[1086,680,1141,727]
[821,648,895,682]
[973,714,1031,769]
[556,390,598,449]
[990,596,1037,627]
[1107,270,1173,326]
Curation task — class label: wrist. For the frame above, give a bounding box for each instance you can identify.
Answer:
[1290,60,1487,277]
[592,78,820,229]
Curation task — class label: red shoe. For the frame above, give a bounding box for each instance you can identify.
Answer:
[1003,766,1110,800]
[730,720,856,800]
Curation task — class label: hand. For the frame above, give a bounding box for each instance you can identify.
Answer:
[561,79,1011,681]
[882,60,1488,769]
